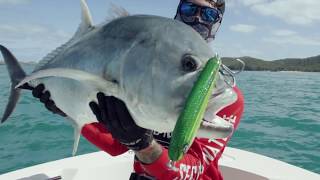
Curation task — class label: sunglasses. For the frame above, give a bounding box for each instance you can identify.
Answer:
[179,2,221,24]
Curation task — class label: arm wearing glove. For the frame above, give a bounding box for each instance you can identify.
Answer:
[88,90,243,179]
[81,122,129,156]
[88,94,223,179]
[89,93,154,151]
[133,86,244,180]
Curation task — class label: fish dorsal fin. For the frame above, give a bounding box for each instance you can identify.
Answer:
[77,0,94,37]
[81,0,93,27]
[106,3,130,22]
[34,0,94,71]
[68,0,94,43]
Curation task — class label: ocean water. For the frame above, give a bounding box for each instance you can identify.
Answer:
[0,65,319,174]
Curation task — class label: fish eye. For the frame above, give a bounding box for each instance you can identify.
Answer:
[181,55,199,72]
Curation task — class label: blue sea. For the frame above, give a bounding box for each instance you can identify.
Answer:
[0,65,319,174]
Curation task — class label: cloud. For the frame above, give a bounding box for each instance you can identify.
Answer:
[212,41,265,59]
[229,24,257,33]
[240,0,268,6]
[0,24,48,35]
[0,24,70,42]
[272,29,297,36]
[225,0,236,8]
[0,24,71,61]
[238,49,262,56]
[0,0,30,5]
[238,0,320,25]
[263,35,320,46]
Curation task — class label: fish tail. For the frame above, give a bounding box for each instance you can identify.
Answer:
[0,45,29,123]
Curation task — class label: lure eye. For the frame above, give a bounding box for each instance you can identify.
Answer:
[182,55,199,72]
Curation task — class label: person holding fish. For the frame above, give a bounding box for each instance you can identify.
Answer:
[31,0,244,179]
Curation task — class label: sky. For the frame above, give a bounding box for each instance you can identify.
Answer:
[0,0,319,62]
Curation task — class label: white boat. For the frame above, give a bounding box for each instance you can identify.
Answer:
[0,147,319,180]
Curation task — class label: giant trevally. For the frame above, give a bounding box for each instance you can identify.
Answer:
[0,0,234,155]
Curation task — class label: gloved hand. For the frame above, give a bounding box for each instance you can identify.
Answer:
[32,84,67,117]
[89,93,153,151]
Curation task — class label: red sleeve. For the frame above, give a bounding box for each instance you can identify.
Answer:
[135,86,244,179]
[81,122,128,156]
[135,139,224,180]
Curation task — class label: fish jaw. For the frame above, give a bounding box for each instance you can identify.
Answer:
[197,116,234,139]
[197,85,238,139]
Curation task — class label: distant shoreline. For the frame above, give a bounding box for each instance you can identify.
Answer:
[1,54,320,72]
[222,55,320,72]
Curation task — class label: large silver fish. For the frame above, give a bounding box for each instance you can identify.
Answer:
[0,0,234,155]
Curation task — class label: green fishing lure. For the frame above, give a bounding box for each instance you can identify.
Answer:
[168,56,221,162]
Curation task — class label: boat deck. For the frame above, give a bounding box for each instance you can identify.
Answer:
[0,147,319,180]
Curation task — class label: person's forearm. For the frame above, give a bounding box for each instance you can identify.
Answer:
[135,140,163,164]
[82,123,128,156]
[136,139,214,179]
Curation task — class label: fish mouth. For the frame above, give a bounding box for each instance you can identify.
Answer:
[202,118,233,130]
[174,97,234,139]
[198,117,234,139]
[196,86,238,139]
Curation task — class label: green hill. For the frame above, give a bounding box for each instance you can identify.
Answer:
[222,55,320,72]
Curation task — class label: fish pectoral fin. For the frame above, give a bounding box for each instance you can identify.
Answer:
[16,68,119,95]
[197,115,234,139]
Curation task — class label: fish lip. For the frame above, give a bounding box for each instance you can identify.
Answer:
[202,118,233,129]
[199,116,234,139]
